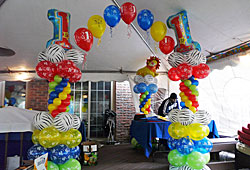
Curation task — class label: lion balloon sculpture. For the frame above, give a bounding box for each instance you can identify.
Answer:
[133,56,160,115]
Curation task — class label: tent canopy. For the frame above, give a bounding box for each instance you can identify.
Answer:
[1,0,250,81]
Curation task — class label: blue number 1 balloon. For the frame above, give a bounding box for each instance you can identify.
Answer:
[47,9,72,51]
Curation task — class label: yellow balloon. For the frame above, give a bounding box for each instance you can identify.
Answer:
[144,104,149,108]
[188,123,209,141]
[32,129,40,144]
[189,106,196,113]
[39,126,60,148]
[185,100,192,107]
[150,21,167,42]
[59,92,67,100]
[141,108,145,112]
[144,111,149,115]
[181,95,188,102]
[53,98,61,106]
[63,87,71,94]
[148,99,151,102]
[61,129,82,148]
[168,122,188,139]
[179,92,185,98]
[87,15,106,38]
[67,82,71,88]
[48,104,57,112]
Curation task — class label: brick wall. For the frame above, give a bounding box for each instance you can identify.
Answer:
[26,79,48,111]
[115,81,136,142]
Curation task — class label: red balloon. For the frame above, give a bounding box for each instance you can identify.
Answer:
[57,60,77,78]
[61,99,70,107]
[192,101,199,108]
[66,94,71,101]
[159,36,175,55]
[176,63,192,80]
[36,61,57,80]
[168,68,180,81]
[180,82,185,86]
[69,67,82,83]
[192,63,210,79]
[58,105,67,113]
[51,110,60,118]
[184,89,192,96]
[120,2,137,25]
[74,27,93,52]
[180,85,189,92]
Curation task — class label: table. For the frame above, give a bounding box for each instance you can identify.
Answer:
[130,117,219,157]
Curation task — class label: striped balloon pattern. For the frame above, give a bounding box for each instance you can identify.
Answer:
[168,52,186,68]
[45,44,65,63]
[33,112,53,130]
[65,49,86,65]
[170,165,211,170]
[53,112,73,132]
[37,51,48,62]
[185,50,206,66]
[194,110,211,125]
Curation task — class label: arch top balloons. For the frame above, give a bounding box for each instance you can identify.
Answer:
[137,9,154,31]
[120,2,137,25]
[104,5,121,28]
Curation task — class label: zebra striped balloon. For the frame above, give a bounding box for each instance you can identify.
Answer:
[37,51,48,62]
[168,52,186,68]
[72,115,81,129]
[186,50,206,66]
[168,109,179,123]
[194,110,211,125]
[33,112,53,130]
[177,109,195,126]
[53,112,73,132]
[45,44,65,63]
[178,165,211,170]
[169,165,180,170]
[65,49,85,65]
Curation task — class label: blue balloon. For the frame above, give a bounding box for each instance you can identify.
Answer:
[137,9,154,31]
[48,98,53,104]
[146,95,151,99]
[60,80,68,87]
[103,5,121,27]
[141,102,146,105]
[193,137,213,154]
[176,137,194,155]
[49,91,58,100]
[49,144,70,164]
[9,97,16,105]
[147,84,158,94]
[167,137,178,150]
[192,80,199,86]
[27,144,48,160]
[69,146,80,159]
[180,101,185,107]
[139,104,143,108]
[55,85,64,93]
[188,76,195,81]
[133,85,140,94]
[137,83,147,93]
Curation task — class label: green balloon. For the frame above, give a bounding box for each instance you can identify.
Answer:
[59,159,81,170]
[54,75,62,83]
[139,98,144,102]
[47,161,59,170]
[187,151,206,169]
[144,91,149,95]
[131,138,138,148]
[168,149,186,167]
[184,80,192,87]
[49,81,58,89]
[66,106,70,112]
[141,94,146,99]
[189,85,197,91]
[203,153,210,164]
[48,89,55,94]
[192,90,199,96]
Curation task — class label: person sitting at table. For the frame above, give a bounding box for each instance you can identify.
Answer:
[158,93,179,117]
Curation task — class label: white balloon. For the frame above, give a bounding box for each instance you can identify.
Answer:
[194,110,211,125]
[134,75,145,84]
[144,74,155,84]
[37,51,48,62]
[45,44,65,63]
[168,52,186,68]
[177,109,195,125]
[65,49,86,65]
[185,50,206,66]
[72,114,81,129]
[53,112,73,132]
[33,112,53,130]
[168,109,179,123]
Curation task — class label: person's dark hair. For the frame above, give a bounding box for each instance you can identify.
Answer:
[170,93,177,99]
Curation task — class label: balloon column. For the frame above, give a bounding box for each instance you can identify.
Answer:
[133,56,160,114]
[166,10,212,170]
[28,9,84,169]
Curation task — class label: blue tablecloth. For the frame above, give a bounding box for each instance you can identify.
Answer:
[130,117,219,157]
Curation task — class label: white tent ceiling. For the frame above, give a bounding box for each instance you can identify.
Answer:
[1,0,250,81]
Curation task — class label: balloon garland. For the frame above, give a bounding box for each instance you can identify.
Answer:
[166,10,212,170]
[28,9,83,169]
[133,56,160,115]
